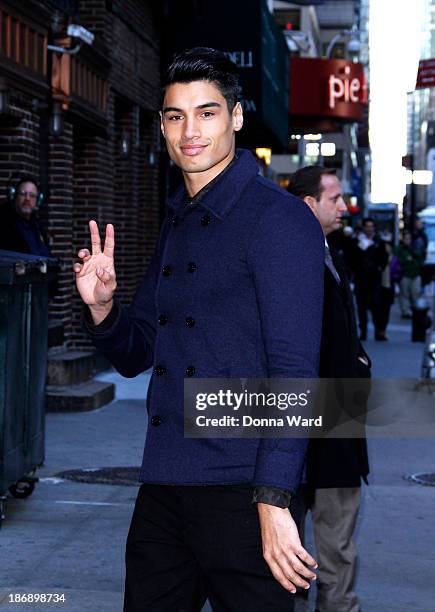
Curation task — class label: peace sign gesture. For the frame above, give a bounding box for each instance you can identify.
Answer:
[74,220,117,323]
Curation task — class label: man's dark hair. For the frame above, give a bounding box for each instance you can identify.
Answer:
[287,166,337,201]
[162,47,241,113]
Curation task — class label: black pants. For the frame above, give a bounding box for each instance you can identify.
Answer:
[124,484,295,612]
[378,286,395,333]
[354,282,382,337]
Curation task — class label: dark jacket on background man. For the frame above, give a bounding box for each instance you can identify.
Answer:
[350,232,388,338]
[306,247,370,489]
[412,227,428,260]
[394,243,424,279]
[350,233,388,288]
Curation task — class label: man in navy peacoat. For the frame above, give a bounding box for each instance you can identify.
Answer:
[75,47,324,611]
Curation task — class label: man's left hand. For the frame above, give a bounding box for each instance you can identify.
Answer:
[257,503,317,593]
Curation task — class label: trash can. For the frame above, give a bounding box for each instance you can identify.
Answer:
[0,250,58,526]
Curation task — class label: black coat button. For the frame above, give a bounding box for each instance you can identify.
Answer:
[187,262,196,273]
[172,215,179,227]
[154,365,166,376]
[162,265,172,277]
[186,366,195,377]
[200,215,211,226]
[185,316,195,328]
[151,415,162,426]
[158,314,168,326]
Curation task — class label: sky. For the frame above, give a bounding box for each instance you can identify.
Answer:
[369,0,426,204]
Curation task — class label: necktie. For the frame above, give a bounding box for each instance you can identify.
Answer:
[325,246,341,284]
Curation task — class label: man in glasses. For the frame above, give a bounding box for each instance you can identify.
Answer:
[0,176,51,256]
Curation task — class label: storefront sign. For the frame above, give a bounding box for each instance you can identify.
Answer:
[416,59,435,89]
[290,57,367,122]
[329,66,361,109]
[224,51,254,68]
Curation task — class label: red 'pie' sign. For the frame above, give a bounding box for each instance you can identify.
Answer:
[329,65,362,109]
[290,57,368,122]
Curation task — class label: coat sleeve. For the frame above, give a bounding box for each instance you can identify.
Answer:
[82,221,168,378]
[246,194,324,493]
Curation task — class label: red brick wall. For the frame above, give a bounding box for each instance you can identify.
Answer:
[48,121,75,343]
[0,1,162,351]
[70,120,115,349]
[78,0,108,40]
[108,1,160,110]
[0,93,41,193]
[72,1,161,351]
[112,101,161,307]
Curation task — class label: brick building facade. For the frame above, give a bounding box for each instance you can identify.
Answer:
[0,0,162,350]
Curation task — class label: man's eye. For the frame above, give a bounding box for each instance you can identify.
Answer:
[168,115,182,121]
[201,111,215,118]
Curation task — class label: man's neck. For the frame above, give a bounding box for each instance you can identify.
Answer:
[182,150,236,197]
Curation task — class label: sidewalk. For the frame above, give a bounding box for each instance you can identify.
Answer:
[0,374,151,612]
[301,299,435,611]
[0,303,434,611]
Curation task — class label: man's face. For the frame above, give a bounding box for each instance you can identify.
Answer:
[403,233,412,246]
[363,221,375,238]
[308,174,347,235]
[15,181,39,220]
[160,80,243,185]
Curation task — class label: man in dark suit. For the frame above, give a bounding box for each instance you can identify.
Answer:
[288,166,370,612]
[350,217,388,340]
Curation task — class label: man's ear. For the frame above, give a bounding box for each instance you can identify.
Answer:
[159,111,165,139]
[303,195,318,216]
[232,102,243,132]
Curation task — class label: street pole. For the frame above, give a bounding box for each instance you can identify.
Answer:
[298,137,305,169]
[410,91,417,233]
[410,171,416,233]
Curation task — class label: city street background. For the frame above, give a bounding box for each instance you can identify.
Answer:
[1,1,434,611]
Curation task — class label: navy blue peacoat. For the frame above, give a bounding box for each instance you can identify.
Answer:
[84,149,324,493]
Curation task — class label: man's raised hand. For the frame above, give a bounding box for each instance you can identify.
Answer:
[74,220,117,324]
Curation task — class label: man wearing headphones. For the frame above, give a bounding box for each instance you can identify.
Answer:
[0,176,51,256]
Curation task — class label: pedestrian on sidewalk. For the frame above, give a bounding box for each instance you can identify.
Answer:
[349,218,388,341]
[74,48,324,612]
[412,218,428,261]
[288,166,370,612]
[377,232,398,341]
[395,230,424,319]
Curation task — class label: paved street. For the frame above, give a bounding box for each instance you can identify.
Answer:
[1,301,434,611]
